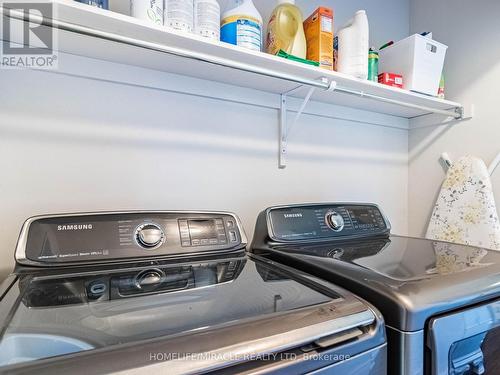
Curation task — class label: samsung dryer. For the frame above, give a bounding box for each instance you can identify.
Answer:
[250,203,500,375]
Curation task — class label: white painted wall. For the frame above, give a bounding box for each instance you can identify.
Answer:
[408,0,500,236]
[0,0,410,278]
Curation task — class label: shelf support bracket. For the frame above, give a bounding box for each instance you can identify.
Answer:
[279,87,315,169]
[279,79,337,169]
[279,94,288,169]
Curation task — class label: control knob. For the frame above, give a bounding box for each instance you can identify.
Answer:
[325,211,345,232]
[135,223,165,249]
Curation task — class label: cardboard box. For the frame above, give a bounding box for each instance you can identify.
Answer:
[303,7,334,70]
[378,72,404,88]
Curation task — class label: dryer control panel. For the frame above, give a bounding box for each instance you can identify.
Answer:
[16,212,246,266]
[267,204,390,242]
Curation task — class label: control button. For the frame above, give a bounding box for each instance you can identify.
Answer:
[192,239,200,246]
[229,231,237,242]
[209,238,218,245]
[135,269,165,289]
[215,219,223,225]
[325,211,345,232]
[181,241,191,247]
[201,239,209,245]
[227,220,235,229]
[135,223,165,249]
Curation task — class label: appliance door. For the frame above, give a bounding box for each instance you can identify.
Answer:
[427,299,500,375]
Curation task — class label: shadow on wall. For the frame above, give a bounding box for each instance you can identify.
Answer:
[0,113,407,167]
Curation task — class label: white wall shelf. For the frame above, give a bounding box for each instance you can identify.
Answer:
[1,0,467,167]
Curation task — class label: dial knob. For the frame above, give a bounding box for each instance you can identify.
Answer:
[135,223,165,249]
[326,211,345,232]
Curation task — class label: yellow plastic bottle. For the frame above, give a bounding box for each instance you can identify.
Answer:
[266,0,306,59]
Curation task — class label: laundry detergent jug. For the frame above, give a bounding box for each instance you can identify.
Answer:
[266,0,306,59]
[221,0,263,51]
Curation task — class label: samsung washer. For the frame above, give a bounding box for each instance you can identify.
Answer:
[0,211,386,374]
[250,203,500,375]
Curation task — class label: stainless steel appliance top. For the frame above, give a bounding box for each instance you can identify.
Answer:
[251,203,500,331]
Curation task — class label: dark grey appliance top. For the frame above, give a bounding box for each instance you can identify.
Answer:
[251,203,500,332]
[15,211,247,266]
[0,255,381,373]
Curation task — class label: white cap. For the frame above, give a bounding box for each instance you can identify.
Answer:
[277,0,294,4]
[355,10,366,15]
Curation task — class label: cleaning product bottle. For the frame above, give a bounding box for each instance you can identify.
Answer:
[336,10,369,79]
[194,0,220,40]
[164,0,194,32]
[131,0,163,26]
[367,48,379,81]
[266,0,306,59]
[221,0,263,51]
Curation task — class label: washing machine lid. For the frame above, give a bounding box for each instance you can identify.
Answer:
[0,255,377,373]
[266,236,500,331]
[250,203,500,331]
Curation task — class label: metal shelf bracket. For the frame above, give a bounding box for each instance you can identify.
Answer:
[279,78,337,169]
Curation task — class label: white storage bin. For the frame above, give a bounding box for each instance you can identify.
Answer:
[379,34,447,96]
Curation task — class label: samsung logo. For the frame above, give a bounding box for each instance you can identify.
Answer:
[284,213,303,218]
[57,224,93,231]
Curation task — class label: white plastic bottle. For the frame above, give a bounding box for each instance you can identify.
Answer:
[221,0,263,51]
[164,0,194,32]
[336,10,369,79]
[194,0,220,40]
[130,0,163,26]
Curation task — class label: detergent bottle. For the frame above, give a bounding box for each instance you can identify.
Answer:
[221,0,263,51]
[336,10,369,79]
[266,0,306,59]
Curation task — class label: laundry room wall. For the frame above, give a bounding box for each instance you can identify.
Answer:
[0,0,410,279]
[408,0,500,237]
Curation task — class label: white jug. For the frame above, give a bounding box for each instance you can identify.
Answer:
[336,10,369,80]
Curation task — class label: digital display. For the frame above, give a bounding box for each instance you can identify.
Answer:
[188,220,218,240]
[349,208,376,224]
